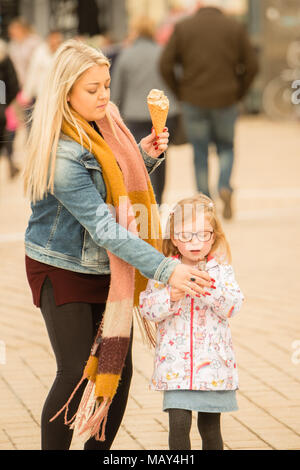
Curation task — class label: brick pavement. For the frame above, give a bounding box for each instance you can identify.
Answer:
[0,116,300,450]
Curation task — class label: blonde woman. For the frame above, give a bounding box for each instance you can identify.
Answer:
[23,39,213,449]
[139,194,244,450]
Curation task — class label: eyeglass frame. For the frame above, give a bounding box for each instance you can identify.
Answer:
[174,231,214,243]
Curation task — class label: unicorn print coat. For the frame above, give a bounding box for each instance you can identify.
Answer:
[139,256,244,392]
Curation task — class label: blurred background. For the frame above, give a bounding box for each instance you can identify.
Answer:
[1,0,300,118]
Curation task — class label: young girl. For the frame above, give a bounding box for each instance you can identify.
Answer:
[139,194,244,450]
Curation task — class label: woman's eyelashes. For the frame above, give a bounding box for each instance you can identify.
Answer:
[87,85,110,94]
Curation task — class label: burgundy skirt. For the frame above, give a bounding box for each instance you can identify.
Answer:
[25,255,111,307]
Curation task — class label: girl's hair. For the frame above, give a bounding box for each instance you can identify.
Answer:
[23,39,111,203]
[162,193,232,263]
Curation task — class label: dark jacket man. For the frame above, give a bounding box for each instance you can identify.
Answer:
[159,6,259,108]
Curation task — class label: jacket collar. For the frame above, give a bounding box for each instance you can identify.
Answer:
[206,255,218,269]
[172,253,218,268]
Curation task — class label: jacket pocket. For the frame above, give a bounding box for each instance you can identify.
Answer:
[81,153,103,172]
[82,228,109,266]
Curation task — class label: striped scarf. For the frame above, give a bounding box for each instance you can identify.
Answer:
[50,102,162,441]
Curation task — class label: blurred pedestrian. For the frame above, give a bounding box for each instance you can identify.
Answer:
[111,16,180,205]
[23,39,209,449]
[101,33,124,77]
[160,0,259,218]
[22,30,64,104]
[155,0,191,46]
[139,194,244,450]
[7,17,41,88]
[0,39,20,179]
[7,18,41,135]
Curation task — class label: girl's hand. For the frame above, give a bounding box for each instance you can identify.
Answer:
[140,127,169,158]
[168,263,213,298]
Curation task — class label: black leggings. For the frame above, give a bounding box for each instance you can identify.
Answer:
[40,277,133,450]
[168,409,223,450]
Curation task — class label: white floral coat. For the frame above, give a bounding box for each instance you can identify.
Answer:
[139,257,244,392]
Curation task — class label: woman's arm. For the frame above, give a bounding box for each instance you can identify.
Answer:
[138,142,165,175]
[53,146,213,295]
[53,151,179,283]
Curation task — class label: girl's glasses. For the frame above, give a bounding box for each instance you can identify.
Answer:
[174,231,214,243]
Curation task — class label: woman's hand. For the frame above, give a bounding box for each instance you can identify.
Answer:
[168,264,214,298]
[140,127,169,158]
[170,286,186,302]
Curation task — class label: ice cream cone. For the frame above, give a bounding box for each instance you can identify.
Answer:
[147,103,169,135]
[147,89,169,136]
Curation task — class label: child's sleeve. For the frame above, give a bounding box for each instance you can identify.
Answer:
[139,279,178,323]
[203,264,244,320]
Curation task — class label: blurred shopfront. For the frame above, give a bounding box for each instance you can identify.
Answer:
[0,0,127,41]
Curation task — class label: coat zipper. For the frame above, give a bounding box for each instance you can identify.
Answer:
[190,297,194,390]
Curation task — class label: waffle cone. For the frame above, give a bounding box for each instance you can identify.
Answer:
[147,102,169,135]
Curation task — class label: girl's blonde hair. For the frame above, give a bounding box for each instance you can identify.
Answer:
[162,193,232,263]
[23,39,111,203]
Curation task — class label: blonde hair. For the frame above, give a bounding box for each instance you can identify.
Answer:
[162,194,232,263]
[23,39,111,203]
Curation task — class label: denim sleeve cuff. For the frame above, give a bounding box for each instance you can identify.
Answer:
[138,143,165,175]
[153,257,180,284]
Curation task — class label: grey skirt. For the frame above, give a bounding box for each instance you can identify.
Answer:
[163,389,238,413]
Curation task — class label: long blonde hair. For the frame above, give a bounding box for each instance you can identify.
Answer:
[23,39,111,203]
[162,194,232,263]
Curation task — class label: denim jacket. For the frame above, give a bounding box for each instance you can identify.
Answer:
[140,258,244,391]
[25,136,180,283]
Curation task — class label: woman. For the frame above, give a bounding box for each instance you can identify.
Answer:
[8,17,41,87]
[23,39,212,450]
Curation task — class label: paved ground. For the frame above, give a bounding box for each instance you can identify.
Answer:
[0,115,300,450]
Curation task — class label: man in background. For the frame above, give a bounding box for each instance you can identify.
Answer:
[160,0,258,219]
